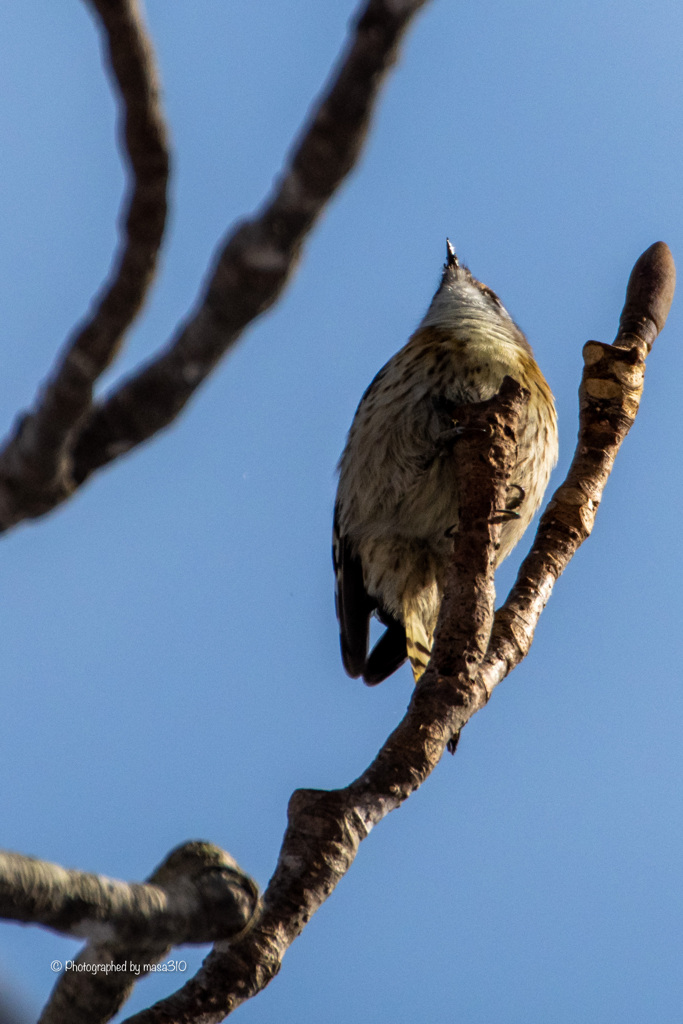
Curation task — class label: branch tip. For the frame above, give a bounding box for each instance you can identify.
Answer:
[617,240,675,351]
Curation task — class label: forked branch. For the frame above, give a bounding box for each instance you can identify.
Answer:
[118,242,674,1023]
[1,2,675,1022]
[0,0,432,533]
[70,0,432,483]
[4,842,259,1024]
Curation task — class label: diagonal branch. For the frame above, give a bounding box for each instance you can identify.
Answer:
[0,0,169,528]
[120,383,525,1023]
[69,0,433,485]
[478,240,676,695]
[121,242,674,1024]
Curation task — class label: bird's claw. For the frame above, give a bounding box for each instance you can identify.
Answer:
[506,483,525,511]
[491,508,521,523]
[491,484,526,523]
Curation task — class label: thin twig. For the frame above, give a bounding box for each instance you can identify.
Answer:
[478,241,676,695]
[0,0,169,528]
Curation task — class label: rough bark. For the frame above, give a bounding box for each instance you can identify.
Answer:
[21,843,259,1024]
[479,241,676,695]
[0,0,675,1020]
[118,242,674,1024]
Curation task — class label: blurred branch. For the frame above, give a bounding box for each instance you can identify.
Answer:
[120,242,675,1023]
[70,0,432,484]
[0,0,169,529]
[0,0,433,536]
[0,0,432,528]
[0,842,257,944]
[5,842,260,1024]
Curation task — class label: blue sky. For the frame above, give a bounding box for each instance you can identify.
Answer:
[1,1,683,1021]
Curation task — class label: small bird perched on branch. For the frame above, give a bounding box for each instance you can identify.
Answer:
[333,241,558,684]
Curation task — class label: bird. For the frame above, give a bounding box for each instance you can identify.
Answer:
[333,241,558,686]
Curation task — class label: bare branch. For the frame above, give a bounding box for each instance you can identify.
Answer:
[120,382,525,1023]
[120,243,675,1023]
[0,0,169,528]
[1,2,674,1018]
[21,842,259,1024]
[0,842,257,944]
[69,0,432,485]
[479,241,676,696]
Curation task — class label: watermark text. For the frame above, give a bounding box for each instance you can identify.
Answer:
[50,959,187,975]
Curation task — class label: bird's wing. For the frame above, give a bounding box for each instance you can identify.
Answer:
[333,507,374,678]
[333,507,408,684]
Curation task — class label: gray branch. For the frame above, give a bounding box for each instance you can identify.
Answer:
[10,842,260,1024]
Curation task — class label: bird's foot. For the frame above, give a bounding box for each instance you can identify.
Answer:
[492,483,525,522]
